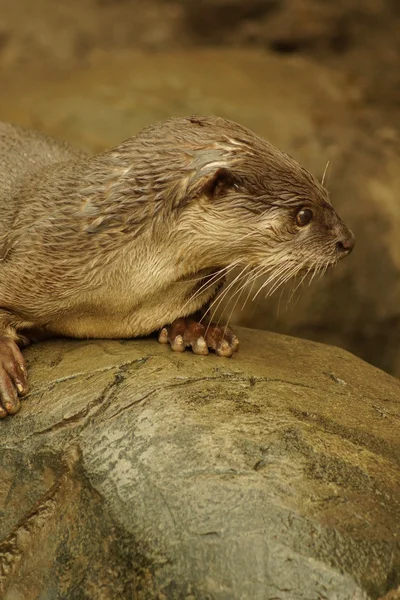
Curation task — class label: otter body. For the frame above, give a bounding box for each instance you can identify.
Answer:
[0,116,354,416]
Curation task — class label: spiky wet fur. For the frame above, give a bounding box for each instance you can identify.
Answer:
[0,116,353,344]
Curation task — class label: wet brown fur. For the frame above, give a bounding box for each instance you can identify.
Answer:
[0,115,353,346]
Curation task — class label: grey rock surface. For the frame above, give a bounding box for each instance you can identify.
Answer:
[0,328,399,599]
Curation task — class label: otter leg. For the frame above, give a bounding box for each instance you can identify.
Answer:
[0,312,30,417]
[0,336,29,418]
[158,317,239,358]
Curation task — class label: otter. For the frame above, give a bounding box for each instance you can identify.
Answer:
[0,116,354,417]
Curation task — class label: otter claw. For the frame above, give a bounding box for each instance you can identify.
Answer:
[193,336,209,356]
[158,328,169,344]
[216,339,234,358]
[171,334,185,352]
[231,336,240,352]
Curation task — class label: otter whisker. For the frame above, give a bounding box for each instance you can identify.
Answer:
[202,265,251,330]
[222,276,250,335]
[230,264,270,304]
[241,266,265,311]
[251,268,286,302]
[181,231,254,308]
[321,160,330,187]
[237,262,278,318]
[252,269,289,302]
[276,283,288,318]
[205,264,268,331]
[308,260,323,286]
[180,261,240,314]
[267,270,298,298]
[219,263,274,315]
[252,261,296,302]
[206,265,252,323]
[321,259,333,279]
[216,265,268,328]
[287,263,314,305]
[265,261,308,298]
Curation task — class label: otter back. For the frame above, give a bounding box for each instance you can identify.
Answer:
[0,122,85,236]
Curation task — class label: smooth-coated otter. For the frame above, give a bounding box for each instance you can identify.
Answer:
[0,116,354,417]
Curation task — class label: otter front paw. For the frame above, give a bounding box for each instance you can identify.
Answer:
[158,317,239,358]
[0,336,29,418]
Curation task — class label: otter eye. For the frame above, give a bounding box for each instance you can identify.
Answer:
[296,208,313,227]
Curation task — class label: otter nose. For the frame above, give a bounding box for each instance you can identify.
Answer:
[336,230,355,255]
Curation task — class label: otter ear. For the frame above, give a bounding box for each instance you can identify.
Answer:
[202,167,237,199]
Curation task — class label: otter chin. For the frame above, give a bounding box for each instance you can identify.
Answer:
[0,115,354,417]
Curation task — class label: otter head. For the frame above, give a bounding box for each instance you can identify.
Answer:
[175,117,354,289]
[93,116,354,298]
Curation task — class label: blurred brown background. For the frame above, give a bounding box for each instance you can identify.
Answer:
[0,0,399,376]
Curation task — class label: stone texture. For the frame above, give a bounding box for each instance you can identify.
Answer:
[0,329,399,599]
[1,48,399,376]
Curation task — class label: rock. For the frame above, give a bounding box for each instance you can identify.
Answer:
[2,0,400,115]
[1,48,399,377]
[0,330,399,599]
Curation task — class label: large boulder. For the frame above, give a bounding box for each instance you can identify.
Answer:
[0,330,399,599]
[0,49,399,377]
